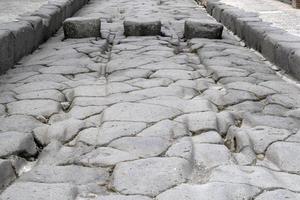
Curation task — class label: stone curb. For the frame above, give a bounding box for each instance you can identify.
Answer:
[0,0,89,74]
[198,0,300,79]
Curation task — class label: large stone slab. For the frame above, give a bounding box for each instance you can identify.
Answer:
[0,182,77,200]
[63,17,101,38]
[0,159,16,190]
[0,131,37,158]
[184,19,223,39]
[124,19,161,36]
[111,157,191,196]
[156,182,260,200]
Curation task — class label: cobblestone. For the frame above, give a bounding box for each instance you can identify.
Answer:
[1,0,300,199]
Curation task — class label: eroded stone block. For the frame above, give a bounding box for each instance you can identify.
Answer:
[124,19,161,36]
[63,17,101,38]
[184,19,223,39]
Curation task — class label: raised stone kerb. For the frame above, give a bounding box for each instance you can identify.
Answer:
[184,19,223,39]
[124,19,162,36]
[63,17,101,38]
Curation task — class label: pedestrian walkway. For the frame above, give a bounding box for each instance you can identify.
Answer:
[220,0,300,36]
[1,0,300,199]
[0,0,47,24]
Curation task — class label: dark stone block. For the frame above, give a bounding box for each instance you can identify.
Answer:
[63,17,101,38]
[184,19,223,39]
[124,19,161,36]
[0,30,14,74]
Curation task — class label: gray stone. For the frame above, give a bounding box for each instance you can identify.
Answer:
[63,17,101,38]
[77,147,139,167]
[0,115,44,133]
[7,99,61,118]
[166,137,193,160]
[156,182,260,200]
[102,102,181,123]
[19,165,109,185]
[0,131,37,158]
[174,111,218,134]
[264,142,300,173]
[209,165,300,191]
[184,19,223,39]
[112,157,191,196]
[0,30,14,74]
[193,143,234,169]
[0,182,78,200]
[0,159,16,190]
[192,131,223,144]
[109,136,170,158]
[96,195,152,200]
[256,189,300,200]
[124,19,161,36]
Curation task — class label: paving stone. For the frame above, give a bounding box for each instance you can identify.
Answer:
[156,182,260,200]
[35,118,86,145]
[7,99,61,117]
[39,65,90,74]
[184,19,223,39]
[166,137,193,160]
[150,69,199,81]
[192,131,223,144]
[209,165,300,191]
[0,159,16,190]
[0,131,37,158]
[138,119,190,139]
[140,96,216,113]
[0,115,44,132]
[0,182,78,200]
[124,19,161,36]
[225,82,275,98]
[74,121,147,146]
[15,90,65,102]
[68,105,107,120]
[242,113,300,130]
[112,157,191,196]
[256,189,300,200]
[193,143,234,169]
[109,136,170,158]
[230,126,291,154]
[19,165,109,185]
[76,147,139,167]
[0,104,5,116]
[63,17,101,38]
[264,142,300,173]
[95,195,152,200]
[102,102,181,123]
[12,81,66,94]
[20,74,70,83]
[37,141,92,166]
[174,111,218,134]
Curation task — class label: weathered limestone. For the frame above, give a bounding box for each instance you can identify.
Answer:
[124,19,161,36]
[0,132,37,158]
[63,17,101,38]
[184,19,223,39]
[112,157,191,196]
[0,159,16,190]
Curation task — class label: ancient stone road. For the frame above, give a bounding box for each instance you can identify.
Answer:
[1,0,300,199]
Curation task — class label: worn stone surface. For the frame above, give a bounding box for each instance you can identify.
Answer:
[124,19,161,36]
[184,19,223,39]
[1,0,300,198]
[111,157,191,196]
[63,17,101,38]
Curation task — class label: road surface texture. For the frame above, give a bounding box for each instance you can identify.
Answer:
[0,0,48,24]
[1,0,300,199]
[220,0,300,36]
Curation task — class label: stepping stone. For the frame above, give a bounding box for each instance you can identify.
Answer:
[124,19,161,36]
[184,19,223,39]
[63,17,101,38]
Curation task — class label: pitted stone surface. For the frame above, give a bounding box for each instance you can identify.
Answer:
[111,157,191,196]
[1,0,300,198]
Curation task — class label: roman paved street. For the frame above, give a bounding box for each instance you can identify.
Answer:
[1,0,300,199]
